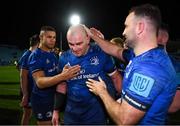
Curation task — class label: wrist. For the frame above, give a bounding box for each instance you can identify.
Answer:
[99,89,108,99]
[23,93,28,97]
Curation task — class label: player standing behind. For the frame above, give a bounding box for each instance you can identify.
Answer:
[18,34,39,125]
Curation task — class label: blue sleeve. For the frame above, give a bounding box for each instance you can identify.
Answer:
[28,52,44,74]
[58,53,67,72]
[123,62,168,111]
[19,51,30,70]
[103,53,116,74]
[169,55,180,88]
[122,49,134,63]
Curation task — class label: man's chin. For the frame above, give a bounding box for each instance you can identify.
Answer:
[73,52,81,57]
[46,45,54,50]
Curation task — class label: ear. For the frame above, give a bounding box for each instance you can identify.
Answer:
[39,34,43,40]
[86,35,91,44]
[137,21,144,35]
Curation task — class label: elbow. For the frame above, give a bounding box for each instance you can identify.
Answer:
[36,79,46,89]
[113,117,123,125]
[168,106,179,113]
[116,118,129,125]
[36,82,45,89]
[114,112,130,125]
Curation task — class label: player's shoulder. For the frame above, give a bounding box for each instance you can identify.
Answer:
[91,43,101,51]
[133,48,175,76]
[60,50,71,57]
[19,50,31,62]
[89,43,107,56]
[135,47,168,64]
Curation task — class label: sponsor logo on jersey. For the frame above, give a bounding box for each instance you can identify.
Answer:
[78,69,85,74]
[129,73,155,97]
[124,93,147,110]
[48,63,58,73]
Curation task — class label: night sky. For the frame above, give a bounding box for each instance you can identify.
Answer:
[1,0,180,50]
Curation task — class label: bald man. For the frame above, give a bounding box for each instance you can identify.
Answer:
[52,24,122,125]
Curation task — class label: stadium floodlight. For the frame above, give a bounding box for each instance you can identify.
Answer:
[70,14,80,25]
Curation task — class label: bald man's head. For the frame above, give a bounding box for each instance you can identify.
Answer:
[66,24,90,57]
[67,24,88,41]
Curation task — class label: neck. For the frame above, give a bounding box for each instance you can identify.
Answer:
[83,45,90,56]
[39,43,51,52]
[134,36,158,56]
[29,46,37,51]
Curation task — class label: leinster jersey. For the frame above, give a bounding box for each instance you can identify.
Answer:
[28,48,59,97]
[122,47,177,125]
[59,44,116,117]
[19,50,33,95]
[169,55,180,90]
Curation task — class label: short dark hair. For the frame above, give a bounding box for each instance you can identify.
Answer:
[160,22,169,32]
[129,4,162,32]
[40,26,56,32]
[29,34,39,47]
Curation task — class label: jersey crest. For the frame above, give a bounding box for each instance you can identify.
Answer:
[90,56,99,65]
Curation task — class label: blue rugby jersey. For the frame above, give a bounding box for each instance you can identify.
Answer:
[59,44,117,124]
[28,48,59,97]
[169,55,180,89]
[19,50,31,69]
[122,47,177,125]
[19,50,33,97]
[122,48,135,63]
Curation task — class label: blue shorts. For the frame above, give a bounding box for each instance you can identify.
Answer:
[31,93,54,121]
[64,98,107,125]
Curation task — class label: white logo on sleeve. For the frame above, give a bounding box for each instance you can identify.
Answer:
[129,73,155,97]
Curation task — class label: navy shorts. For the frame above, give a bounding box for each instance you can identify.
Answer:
[31,93,54,121]
[64,98,107,125]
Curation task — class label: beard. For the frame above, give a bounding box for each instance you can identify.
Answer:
[125,39,135,49]
[45,43,55,50]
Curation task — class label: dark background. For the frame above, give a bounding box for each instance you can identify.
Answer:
[1,0,180,50]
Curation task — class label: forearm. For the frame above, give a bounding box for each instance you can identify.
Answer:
[34,73,66,89]
[110,71,122,94]
[33,65,80,89]
[94,38,124,60]
[21,78,28,96]
[20,70,29,96]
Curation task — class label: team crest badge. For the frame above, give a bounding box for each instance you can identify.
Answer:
[90,56,99,65]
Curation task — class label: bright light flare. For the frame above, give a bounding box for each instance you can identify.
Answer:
[70,14,80,25]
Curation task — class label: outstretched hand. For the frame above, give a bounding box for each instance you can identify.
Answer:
[86,76,107,96]
[61,64,81,80]
[83,25,104,39]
